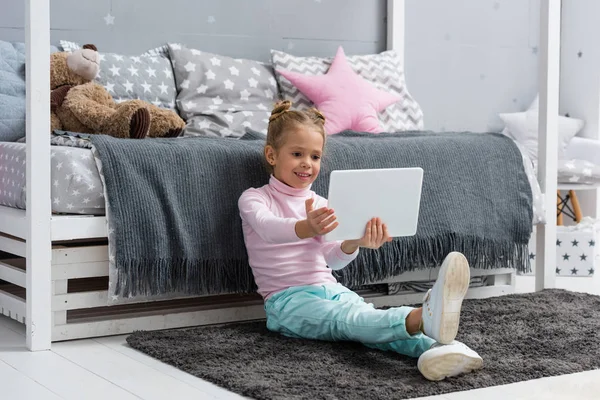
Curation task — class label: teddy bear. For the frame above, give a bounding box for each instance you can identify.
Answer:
[50,44,185,139]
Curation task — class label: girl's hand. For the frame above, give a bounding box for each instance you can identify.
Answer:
[344,217,392,252]
[303,198,338,237]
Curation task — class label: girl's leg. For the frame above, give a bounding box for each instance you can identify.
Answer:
[264,284,434,358]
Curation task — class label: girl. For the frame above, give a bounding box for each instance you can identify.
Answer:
[238,101,483,381]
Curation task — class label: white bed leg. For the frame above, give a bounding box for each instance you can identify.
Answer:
[25,0,52,350]
[535,0,561,291]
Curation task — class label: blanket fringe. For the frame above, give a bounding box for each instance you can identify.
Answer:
[114,234,530,298]
[335,234,530,288]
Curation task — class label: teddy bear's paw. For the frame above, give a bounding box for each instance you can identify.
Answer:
[130,108,151,139]
[166,128,183,138]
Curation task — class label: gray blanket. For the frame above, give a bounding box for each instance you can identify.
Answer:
[89,130,533,299]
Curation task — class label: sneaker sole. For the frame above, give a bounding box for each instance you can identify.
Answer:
[418,352,483,381]
[436,252,470,344]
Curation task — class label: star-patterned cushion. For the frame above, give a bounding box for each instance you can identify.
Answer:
[59,40,177,111]
[271,48,424,132]
[558,159,600,186]
[168,43,279,138]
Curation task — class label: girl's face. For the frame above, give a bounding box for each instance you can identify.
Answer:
[265,126,324,189]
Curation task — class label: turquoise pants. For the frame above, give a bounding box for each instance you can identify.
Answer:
[264,283,435,358]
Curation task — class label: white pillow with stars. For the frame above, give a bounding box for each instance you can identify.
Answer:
[168,43,279,138]
[59,40,177,111]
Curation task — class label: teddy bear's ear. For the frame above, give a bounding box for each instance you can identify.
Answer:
[82,44,97,51]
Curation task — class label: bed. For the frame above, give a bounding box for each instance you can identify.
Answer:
[0,0,561,350]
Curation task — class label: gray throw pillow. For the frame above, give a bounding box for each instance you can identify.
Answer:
[271,49,424,132]
[168,43,279,138]
[0,40,59,142]
[60,40,177,111]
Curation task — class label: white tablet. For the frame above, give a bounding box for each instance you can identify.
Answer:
[323,167,424,242]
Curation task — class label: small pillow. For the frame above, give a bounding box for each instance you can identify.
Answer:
[271,48,424,132]
[168,43,279,138]
[276,47,401,135]
[59,40,177,110]
[499,110,584,161]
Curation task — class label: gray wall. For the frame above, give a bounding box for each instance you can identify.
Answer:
[405,0,540,132]
[0,0,386,61]
[1,0,540,133]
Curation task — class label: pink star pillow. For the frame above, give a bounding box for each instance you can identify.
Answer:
[277,47,401,134]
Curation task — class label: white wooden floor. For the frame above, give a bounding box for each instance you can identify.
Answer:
[1,274,599,400]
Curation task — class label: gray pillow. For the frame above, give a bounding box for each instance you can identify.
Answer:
[271,49,424,132]
[0,40,59,142]
[60,40,177,111]
[168,43,279,138]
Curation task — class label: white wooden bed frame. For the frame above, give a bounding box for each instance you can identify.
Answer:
[0,0,560,351]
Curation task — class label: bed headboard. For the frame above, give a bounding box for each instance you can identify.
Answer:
[0,0,390,61]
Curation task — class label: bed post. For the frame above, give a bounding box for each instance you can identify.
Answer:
[386,0,404,64]
[536,0,560,291]
[25,0,52,350]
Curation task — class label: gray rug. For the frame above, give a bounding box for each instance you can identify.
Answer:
[126,289,600,399]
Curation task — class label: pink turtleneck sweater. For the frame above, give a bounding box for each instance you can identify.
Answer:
[238,175,359,299]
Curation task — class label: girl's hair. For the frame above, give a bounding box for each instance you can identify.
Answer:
[265,100,326,172]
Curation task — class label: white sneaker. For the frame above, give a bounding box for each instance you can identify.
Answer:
[417,341,483,381]
[421,252,470,344]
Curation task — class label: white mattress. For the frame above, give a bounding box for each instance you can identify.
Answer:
[0,141,105,215]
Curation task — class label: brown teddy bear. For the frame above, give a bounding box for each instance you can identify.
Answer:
[50,44,185,139]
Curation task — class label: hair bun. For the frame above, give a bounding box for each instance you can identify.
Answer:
[307,107,326,125]
[269,100,292,122]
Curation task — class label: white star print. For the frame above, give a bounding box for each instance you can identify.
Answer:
[180,79,190,89]
[152,97,162,107]
[205,70,216,80]
[159,82,169,94]
[141,81,152,93]
[131,56,141,63]
[113,54,124,62]
[98,54,106,62]
[210,57,221,66]
[53,197,60,205]
[109,65,121,76]
[142,67,156,78]
[198,119,211,129]
[269,77,277,86]
[196,85,208,94]
[170,43,182,50]
[583,168,593,176]
[191,49,202,56]
[242,111,254,117]
[242,121,252,128]
[123,80,134,93]
[565,162,575,169]
[251,67,261,76]
[104,13,115,25]
[220,128,232,136]
[257,103,267,110]
[149,56,159,64]
[184,100,197,110]
[184,62,196,72]
[208,105,219,110]
[569,175,580,182]
[212,96,223,105]
[225,114,234,123]
[224,79,234,90]
[229,66,240,76]
[162,67,172,78]
[240,89,251,101]
[264,89,274,99]
[248,77,258,88]
[127,65,139,76]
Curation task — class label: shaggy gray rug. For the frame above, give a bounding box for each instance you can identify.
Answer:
[126,289,600,399]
